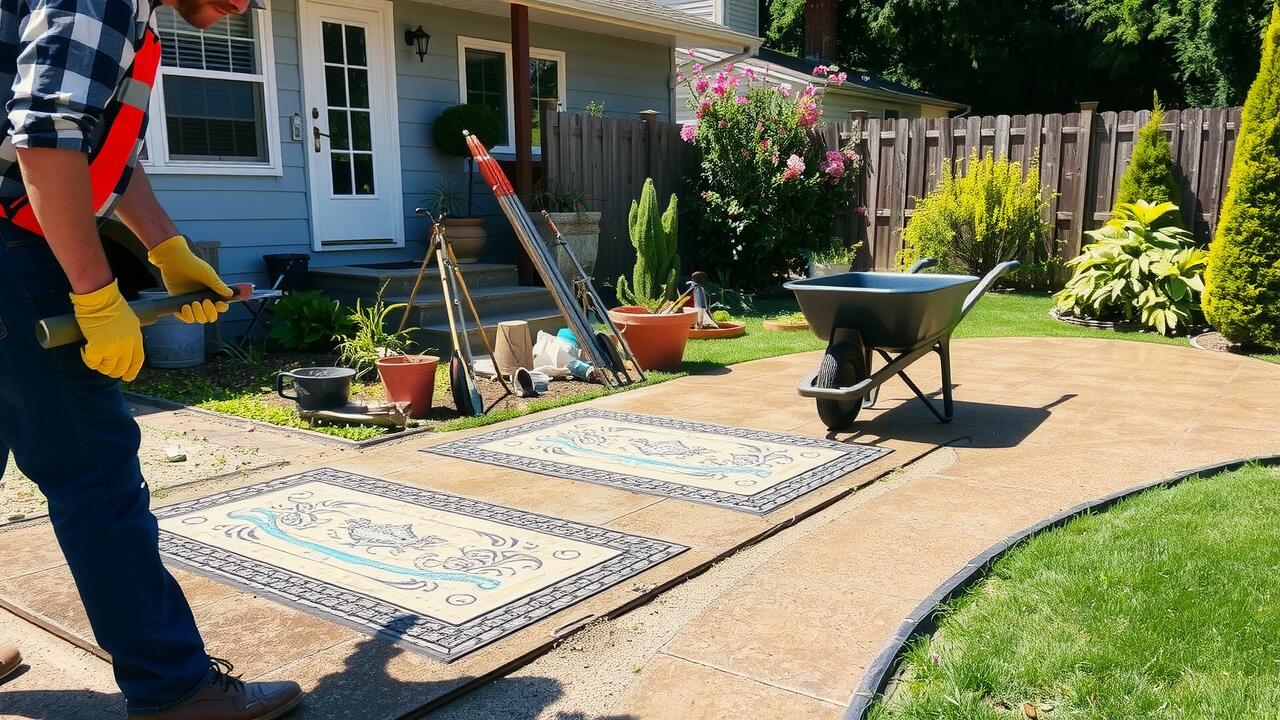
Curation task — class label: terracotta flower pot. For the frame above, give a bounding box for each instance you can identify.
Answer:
[442,218,486,263]
[607,306,696,371]
[376,355,439,419]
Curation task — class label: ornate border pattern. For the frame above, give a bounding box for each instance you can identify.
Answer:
[154,468,687,662]
[425,409,891,514]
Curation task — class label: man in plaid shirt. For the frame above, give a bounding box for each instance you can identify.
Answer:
[0,0,302,717]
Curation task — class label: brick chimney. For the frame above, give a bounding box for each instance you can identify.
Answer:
[804,0,838,62]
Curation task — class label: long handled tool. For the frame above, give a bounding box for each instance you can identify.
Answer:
[442,239,513,398]
[539,210,644,384]
[398,210,442,333]
[37,283,258,349]
[436,244,484,416]
[464,131,642,387]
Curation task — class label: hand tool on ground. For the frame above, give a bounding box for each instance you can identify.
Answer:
[464,131,644,387]
[435,242,484,416]
[37,283,258,349]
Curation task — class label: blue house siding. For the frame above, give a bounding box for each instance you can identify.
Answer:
[145,0,676,290]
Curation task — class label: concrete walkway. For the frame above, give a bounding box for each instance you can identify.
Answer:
[2,337,1277,720]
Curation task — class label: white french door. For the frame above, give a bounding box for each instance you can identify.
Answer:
[299,0,403,249]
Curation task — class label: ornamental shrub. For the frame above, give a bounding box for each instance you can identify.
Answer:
[680,62,862,289]
[1113,94,1183,226]
[1055,201,1208,335]
[616,178,680,312]
[1202,4,1280,349]
[898,151,1052,276]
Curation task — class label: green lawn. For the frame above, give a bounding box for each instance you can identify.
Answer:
[130,291,1277,438]
[871,463,1280,720]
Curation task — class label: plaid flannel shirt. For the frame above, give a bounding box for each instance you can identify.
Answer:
[0,0,155,202]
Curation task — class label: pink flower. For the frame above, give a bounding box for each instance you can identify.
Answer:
[830,71,847,85]
[744,67,756,80]
[680,121,697,143]
[694,76,710,94]
[799,102,821,127]
[781,154,805,181]
[696,99,712,118]
[715,71,729,85]
[676,71,684,82]
[772,148,781,166]
[735,95,749,105]
[854,206,867,216]
[726,63,735,72]
[758,138,770,150]
[719,120,727,128]
[727,74,741,88]
[693,63,703,73]
[813,65,829,78]
[821,150,846,179]
[687,48,695,58]
[778,83,792,98]
[844,148,859,162]
[712,84,728,97]
[801,84,819,99]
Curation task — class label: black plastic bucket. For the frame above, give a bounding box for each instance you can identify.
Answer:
[263,253,310,291]
[276,367,354,411]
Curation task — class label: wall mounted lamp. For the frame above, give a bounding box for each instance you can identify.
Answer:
[405,25,430,62]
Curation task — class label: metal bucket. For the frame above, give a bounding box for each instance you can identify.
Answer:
[276,367,354,411]
[137,290,206,369]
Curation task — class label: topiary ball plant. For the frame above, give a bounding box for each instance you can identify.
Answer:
[432,104,504,217]
[1203,3,1280,350]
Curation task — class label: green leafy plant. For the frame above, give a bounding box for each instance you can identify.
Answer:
[584,100,606,118]
[269,291,353,351]
[809,242,861,267]
[529,178,590,214]
[711,309,733,323]
[335,283,418,378]
[1055,201,1208,335]
[1114,93,1182,226]
[422,177,467,219]
[681,63,863,289]
[899,150,1052,276]
[1203,4,1280,350]
[616,178,680,312]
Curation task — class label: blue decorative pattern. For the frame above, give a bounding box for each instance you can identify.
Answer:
[425,409,891,514]
[153,468,687,662]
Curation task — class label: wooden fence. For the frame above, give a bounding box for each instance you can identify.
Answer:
[541,105,1241,281]
[540,112,696,284]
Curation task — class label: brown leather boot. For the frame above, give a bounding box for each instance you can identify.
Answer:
[0,645,21,682]
[128,658,302,720]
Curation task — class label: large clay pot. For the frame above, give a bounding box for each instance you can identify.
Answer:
[376,355,440,418]
[535,211,601,279]
[607,306,696,371]
[442,218,486,263]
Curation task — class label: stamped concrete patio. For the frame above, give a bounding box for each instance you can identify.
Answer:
[1,336,1277,720]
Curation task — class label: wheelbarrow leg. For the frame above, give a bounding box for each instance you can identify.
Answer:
[863,346,878,408]
[937,336,954,421]
[874,346,952,423]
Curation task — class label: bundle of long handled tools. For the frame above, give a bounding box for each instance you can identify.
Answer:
[464,131,645,388]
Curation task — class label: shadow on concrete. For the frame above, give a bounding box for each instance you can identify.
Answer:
[0,662,126,719]
[843,394,1077,449]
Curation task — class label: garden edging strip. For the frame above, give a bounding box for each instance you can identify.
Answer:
[842,453,1280,720]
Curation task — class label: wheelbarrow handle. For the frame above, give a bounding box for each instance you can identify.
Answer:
[907,257,937,274]
[959,260,1020,320]
[36,282,256,349]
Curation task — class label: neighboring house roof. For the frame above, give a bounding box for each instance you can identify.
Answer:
[754,48,966,111]
[518,0,762,52]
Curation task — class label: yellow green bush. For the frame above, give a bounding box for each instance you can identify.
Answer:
[1114,95,1183,226]
[899,151,1052,277]
[1203,4,1280,349]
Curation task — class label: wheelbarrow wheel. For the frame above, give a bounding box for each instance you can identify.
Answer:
[815,337,868,430]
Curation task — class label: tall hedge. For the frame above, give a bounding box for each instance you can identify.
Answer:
[1114,96,1182,225]
[1203,4,1280,349]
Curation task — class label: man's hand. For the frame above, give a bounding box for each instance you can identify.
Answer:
[147,235,234,324]
[70,280,145,381]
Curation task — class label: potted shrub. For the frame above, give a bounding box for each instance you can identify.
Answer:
[335,284,439,418]
[807,243,861,278]
[608,179,694,370]
[430,103,504,262]
[531,178,603,279]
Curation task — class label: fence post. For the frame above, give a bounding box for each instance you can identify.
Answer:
[1069,101,1099,256]
[849,111,871,268]
[639,109,659,181]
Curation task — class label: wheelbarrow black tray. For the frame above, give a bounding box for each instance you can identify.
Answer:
[785,272,979,351]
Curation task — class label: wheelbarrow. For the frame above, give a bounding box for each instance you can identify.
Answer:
[784,259,1019,429]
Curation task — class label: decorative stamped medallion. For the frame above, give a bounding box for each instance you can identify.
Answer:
[425,409,891,514]
[155,468,686,662]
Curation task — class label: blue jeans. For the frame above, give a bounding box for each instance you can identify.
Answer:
[0,222,210,714]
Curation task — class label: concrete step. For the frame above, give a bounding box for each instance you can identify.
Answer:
[308,261,519,300]
[412,306,566,356]
[390,284,556,324]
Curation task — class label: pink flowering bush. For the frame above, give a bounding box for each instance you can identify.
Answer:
[680,62,861,287]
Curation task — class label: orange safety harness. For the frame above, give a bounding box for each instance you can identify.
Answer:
[0,28,161,237]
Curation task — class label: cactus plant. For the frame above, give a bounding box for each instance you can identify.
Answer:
[616,178,680,312]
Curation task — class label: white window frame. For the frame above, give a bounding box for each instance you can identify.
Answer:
[456,36,566,155]
[141,9,283,176]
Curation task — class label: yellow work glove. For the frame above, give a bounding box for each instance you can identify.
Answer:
[147,235,234,324]
[70,280,145,382]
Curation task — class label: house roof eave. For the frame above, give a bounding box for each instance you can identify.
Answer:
[511,0,761,53]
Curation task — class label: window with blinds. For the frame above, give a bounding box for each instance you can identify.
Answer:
[147,7,276,169]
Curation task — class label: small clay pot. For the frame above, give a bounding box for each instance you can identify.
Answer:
[376,355,440,418]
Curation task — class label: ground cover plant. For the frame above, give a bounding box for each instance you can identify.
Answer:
[871,463,1280,720]
[1203,4,1280,350]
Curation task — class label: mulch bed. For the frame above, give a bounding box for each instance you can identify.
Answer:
[1189,331,1241,354]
